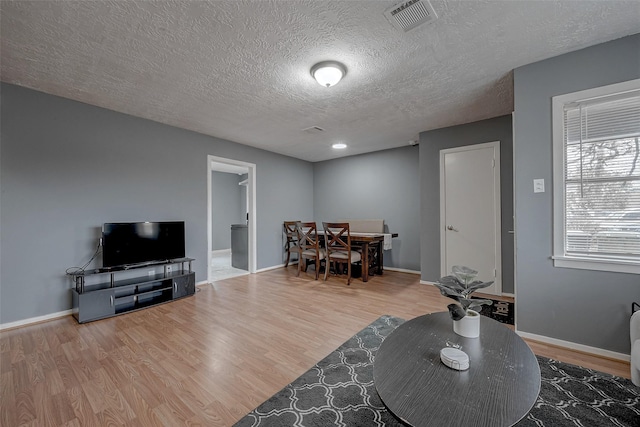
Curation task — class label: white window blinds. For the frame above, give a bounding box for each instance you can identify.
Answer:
[563,89,640,260]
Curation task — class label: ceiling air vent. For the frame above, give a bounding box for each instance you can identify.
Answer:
[384,0,437,32]
[302,126,325,135]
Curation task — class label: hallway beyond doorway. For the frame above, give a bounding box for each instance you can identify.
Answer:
[209,250,248,282]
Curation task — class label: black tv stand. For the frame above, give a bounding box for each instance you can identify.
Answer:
[70,258,195,323]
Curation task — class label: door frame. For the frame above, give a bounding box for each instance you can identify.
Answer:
[207,155,257,281]
[439,141,502,295]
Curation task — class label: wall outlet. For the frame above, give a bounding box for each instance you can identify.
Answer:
[166,265,172,273]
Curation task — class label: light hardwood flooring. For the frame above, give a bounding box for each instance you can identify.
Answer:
[1,268,631,426]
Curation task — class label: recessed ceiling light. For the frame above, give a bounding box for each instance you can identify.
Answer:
[332,143,347,149]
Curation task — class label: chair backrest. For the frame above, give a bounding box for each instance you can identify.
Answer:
[284,221,298,242]
[323,222,352,254]
[296,221,320,251]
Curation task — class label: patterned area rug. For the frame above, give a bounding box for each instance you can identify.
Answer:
[234,315,639,427]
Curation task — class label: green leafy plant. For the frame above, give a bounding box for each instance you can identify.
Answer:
[434,266,494,320]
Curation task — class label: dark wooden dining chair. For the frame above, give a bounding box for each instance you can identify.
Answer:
[283,221,300,267]
[322,222,362,285]
[295,221,325,279]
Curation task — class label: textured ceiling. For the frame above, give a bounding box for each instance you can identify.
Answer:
[2,1,639,162]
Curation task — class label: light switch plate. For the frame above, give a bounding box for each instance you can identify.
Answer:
[533,179,545,193]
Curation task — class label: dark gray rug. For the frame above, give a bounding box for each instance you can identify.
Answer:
[234,315,640,427]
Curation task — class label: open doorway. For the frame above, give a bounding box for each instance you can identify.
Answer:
[207,155,257,283]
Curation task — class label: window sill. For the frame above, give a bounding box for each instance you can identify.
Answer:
[552,255,640,274]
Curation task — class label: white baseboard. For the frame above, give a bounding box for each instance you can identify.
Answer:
[384,267,421,275]
[420,280,437,285]
[517,330,631,362]
[196,280,211,287]
[211,249,231,256]
[257,264,290,273]
[0,309,73,331]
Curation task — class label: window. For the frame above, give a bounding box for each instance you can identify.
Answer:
[552,79,640,274]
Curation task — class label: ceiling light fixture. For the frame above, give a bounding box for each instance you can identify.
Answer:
[311,61,347,87]
[332,143,347,149]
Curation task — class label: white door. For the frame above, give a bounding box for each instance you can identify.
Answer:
[440,142,502,295]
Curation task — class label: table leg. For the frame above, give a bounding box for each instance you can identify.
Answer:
[361,242,369,282]
[377,240,383,275]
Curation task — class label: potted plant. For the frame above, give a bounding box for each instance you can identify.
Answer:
[434,265,494,338]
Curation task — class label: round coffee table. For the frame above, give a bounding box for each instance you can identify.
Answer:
[373,312,540,427]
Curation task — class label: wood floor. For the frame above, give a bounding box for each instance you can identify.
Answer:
[1,268,631,426]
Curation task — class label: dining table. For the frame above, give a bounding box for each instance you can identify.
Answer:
[317,230,398,282]
[350,232,397,282]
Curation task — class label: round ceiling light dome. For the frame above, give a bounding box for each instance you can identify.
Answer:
[332,143,347,149]
[311,61,347,87]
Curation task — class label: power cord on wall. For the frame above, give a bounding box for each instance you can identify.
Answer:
[65,239,102,275]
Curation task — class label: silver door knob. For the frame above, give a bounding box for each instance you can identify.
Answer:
[447,225,459,232]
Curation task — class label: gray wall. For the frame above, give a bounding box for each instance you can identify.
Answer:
[419,115,515,293]
[313,146,420,271]
[4,34,637,357]
[0,83,314,324]
[513,34,640,354]
[211,171,244,250]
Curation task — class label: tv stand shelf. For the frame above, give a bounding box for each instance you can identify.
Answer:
[70,258,195,323]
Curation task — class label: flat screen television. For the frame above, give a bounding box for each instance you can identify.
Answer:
[102,221,185,268]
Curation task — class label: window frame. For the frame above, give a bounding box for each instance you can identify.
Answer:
[552,78,640,274]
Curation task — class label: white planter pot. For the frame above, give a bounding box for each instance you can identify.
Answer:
[453,309,480,338]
